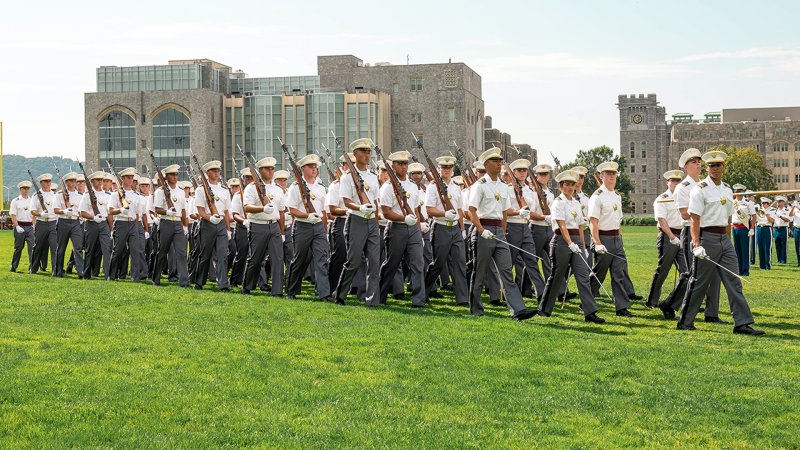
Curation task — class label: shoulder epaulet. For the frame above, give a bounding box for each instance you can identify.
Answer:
[723,182,730,189]
[681,181,690,186]
[698,182,707,188]
[594,189,602,195]
[660,193,669,199]
[479,178,487,184]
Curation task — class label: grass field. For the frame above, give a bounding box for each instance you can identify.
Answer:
[1,227,799,448]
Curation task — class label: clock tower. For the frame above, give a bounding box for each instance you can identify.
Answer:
[617,93,670,214]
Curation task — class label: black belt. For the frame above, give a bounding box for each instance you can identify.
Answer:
[480,219,502,227]
[17,221,33,226]
[554,229,579,236]
[701,226,727,234]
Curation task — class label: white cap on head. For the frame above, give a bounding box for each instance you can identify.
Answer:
[702,151,727,164]
[572,166,588,176]
[760,197,772,204]
[389,151,411,162]
[297,154,320,167]
[118,167,136,177]
[349,138,374,151]
[256,157,277,168]
[436,155,456,166]
[409,162,425,173]
[202,160,222,172]
[453,175,464,185]
[274,170,290,180]
[775,195,787,202]
[240,168,252,178]
[664,169,685,180]
[596,161,619,173]
[63,172,78,181]
[732,183,747,191]
[38,173,53,182]
[478,147,503,164]
[473,161,485,171]
[162,164,180,175]
[555,170,578,183]
[18,180,32,189]
[532,164,553,174]
[509,159,531,171]
[138,177,152,185]
[679,148,702,167]
[227,178,240,187]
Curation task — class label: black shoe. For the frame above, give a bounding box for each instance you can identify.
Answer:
[193,285,203,290]
[490,299,502,306]
[393,293,406,300]
[537,310,551,317]
[411,303,426,308]
[220,288,230,293]
[241,288,251,295]
[616,308,634,317]
[733,324,765,336]
[441,284,453,291]
[704,316,726,323]
[658,303,676,320]
[564,292,577,300]
[66,267,73,274]
[320,296,332,303]
[644,301,657,309]
[512,309,537,321]
[676,323,697,331]
[628,293,644,301]
[455,301,469,307]
[287,294,296,300]
[335,298,346,305]
[259,284,271,292]
[429,291,444,298]
[152,281,162,286]
[585,313,605,324]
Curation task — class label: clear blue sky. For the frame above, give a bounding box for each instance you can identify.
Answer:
[1,0,799,165]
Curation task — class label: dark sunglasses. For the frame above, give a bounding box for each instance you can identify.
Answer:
[394,161,409,165]
[707,163,723,168]
[440,165,454,169]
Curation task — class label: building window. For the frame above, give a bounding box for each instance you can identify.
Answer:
[448,107,455,122]
[641,141,647,158]
[641,180,648,194]
[392,83,398,93]
[629,142,635,158]
[641,165,646,173]
[411,113,422,123]
[443,70,458,88]
[393,138,401,150]
[152,108,190,178]
[99,110,137,171]
[630,165,635,173]
[392,113,398,124]
[642,201,647,214]
[410,78,424,92]
[631,204,636,213]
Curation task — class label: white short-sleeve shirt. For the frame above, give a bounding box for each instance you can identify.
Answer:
[687,177,734,228]
[653,189,683,229]
[286,178,327,222]
[530,186,555,226]
[339,168,379,219]
[673,176,698,227]
[379,178,419,219]
[194,182,231,218]
[587,184,623,231]
[53,190,83,219]
[79,189,110,217]
[10,196,33,222]
[108,189,140,220]
[243,181,284,223]
[468,174,511,220]
[550,193,584,230]
[30,190,58,221]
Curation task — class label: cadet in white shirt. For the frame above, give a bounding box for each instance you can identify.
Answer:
[285,154,332,301]
[29,173,58,273]
[241,156,285,296]
[134,178,152,282]
[677,151,763,335]
[10,181,35,272]
[587,161,635,317]
[274,170,294,281]
[792,201,800,266]
[755,197,775,270]
[731,184,756,277]
[467,147,537,321]
[325,158,351,294]
[528,164,556,288]
[192,160,232,291]
[537,170,603,322]
[52,171,85,278]
[229,169,251,288]
[108,167,143,282]
[151,164,189,287]
[79,171,112,279]
[646,170,686,310]
[334,138,381,306]
[771,196,791,264]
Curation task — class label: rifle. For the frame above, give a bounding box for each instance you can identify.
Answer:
[147,148,174,210]
[321,143,342,181]
[183,160,199,191]
[332,131,379,224]
[189,150,220,217]
[375,146,419,231]
[277,137,316,215]
[235,144,270,206]
[315,145,338,183]
[77,162,100,215]
[230,154,246,205]
[53,162,71,209]
[504,162,528,209]
[413,132,455,212]
[27,170,49,214]
[105,160,130,208]
[531,172,551,216]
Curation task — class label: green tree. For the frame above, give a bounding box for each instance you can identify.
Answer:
[705,145,776,192]
[560,145,635,212]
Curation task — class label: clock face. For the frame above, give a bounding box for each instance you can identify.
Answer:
[632,114,643,124]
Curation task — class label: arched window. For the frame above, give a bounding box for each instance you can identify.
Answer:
[152,108,190,178]
[99,110,137,170]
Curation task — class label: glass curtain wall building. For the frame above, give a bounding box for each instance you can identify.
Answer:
[99,111,137,171]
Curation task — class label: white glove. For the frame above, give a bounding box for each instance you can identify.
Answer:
[209,214,222,225]
[166,207,178,217]
[444,209,459,221]
[404,214,418,226]
[15,225,24,233]
[359,203,375,213]
[518,207,531,218]
[568,242,581,253]
[64,207,74,215]
[145,231,150,240]
[93,214,105,223]
[183,226,189,236]
[420,222,430,234]
[227,230,232,240]
[595,244,607,254]
[243,219,250,228]
[584,249,590,259]
[693,246,707,259]
[281,234,286,242]
[669,236,681,246]
[481,229,495,240]
[544,215,552,224]
[748,229,754,237]
[461,230,467,240]
[307,213,321,224]
[262,204,275,215]
[120,206,130,215]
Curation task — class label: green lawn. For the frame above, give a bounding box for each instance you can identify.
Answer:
[1,227,798,448]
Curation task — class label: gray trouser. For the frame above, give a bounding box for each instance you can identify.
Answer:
[110,220,141,281]
[284,225,294,277]
[425,222,468,304]
[647,230,686,306]
[244,222,283,294]
[153,220,188,287]
[230,223,249,286]
[422,227,432,280]
[469,225,528,317]
[678,231,755,328]
[532,224,554,277]
[539,234,599,316]
[195,220,229,289]
[83,221,111,279]
[12,225,34,271]
[508,222,546,299]
[55,218,84,277]
[336,215,380,305]
[662,226,721,315]
[31,220,57,273]
[287,221,330,297]
[591,234,632,311]
[328,216,347,292]
[380,222,426,306]
[135,222,148,281]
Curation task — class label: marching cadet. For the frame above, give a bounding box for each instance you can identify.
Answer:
[66,174,87,275]
[151,164,189,287]
[135,177,152,282]
[424,155,469,306]
[378,151,426,307]
[529,164,555,279]
[241,157,285,296]
[10,181,35,272]
[677,151,764,335]
[229,168,251,288]
[505,158,546,302]
[537,170,604,322]
[285,154,331,301]
[792,200,800,266]
[573,167,593,264]
[754,197,774,270]
[79,171,111,280]
[225,178,241,272]
[274,169,294,278]
[334,138,381,306]
[463,161,501,305]
[658,148,721,321]
[587,161,635,317]
[771,196,791,264]
[52,171,85,278]
[409,163,432,283]
[731,184,756,276]
[325,156,351,295]
[646,170,685,308]
[467,147,537,321]
[108,168,143,282]
[103,174,113,194]
[748,192,758,265]
[193,160,232,291]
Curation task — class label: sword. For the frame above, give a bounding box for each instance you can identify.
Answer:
[574,250,613,307]
[491,236,544,261]
[700,255,751,284]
